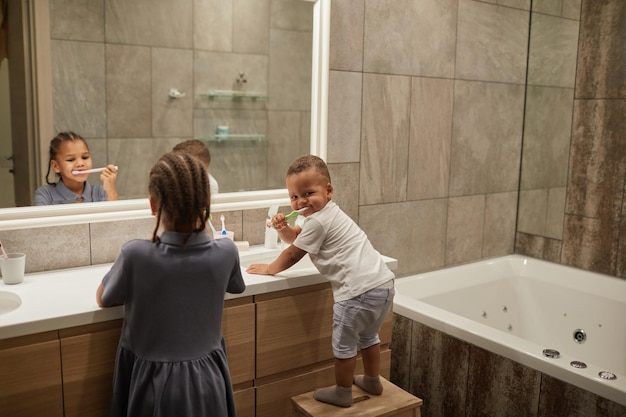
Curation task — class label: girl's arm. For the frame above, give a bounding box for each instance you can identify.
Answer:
[246,244,307,275]
[101,164,118,201]
[96,283,105,307]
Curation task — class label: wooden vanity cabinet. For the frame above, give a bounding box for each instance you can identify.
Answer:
[0,331,64,417]
[255,283,393,417]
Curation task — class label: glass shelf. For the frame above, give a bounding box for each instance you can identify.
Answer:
[201,134,269,143]
[200,90,270,101]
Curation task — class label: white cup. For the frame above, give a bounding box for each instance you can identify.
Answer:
[214,231,235,241]
[1,253,26,285]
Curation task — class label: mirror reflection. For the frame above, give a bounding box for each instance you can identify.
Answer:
[1,0,315,207]
[517,5,580,240]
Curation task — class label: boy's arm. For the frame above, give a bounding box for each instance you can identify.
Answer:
[246,244,307,275]
[276,224,301,244]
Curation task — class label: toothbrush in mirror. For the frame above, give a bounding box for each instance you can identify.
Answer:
[0,241,8,259]
[72,166,119,175]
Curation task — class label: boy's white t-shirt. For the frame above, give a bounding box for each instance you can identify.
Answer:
[293,201,394,302]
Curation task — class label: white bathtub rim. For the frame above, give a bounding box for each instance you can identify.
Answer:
[393,293,626,406]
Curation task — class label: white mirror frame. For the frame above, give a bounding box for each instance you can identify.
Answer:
[0,0,329,231]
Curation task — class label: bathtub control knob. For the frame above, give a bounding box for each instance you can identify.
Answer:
[573,329,586,344]
[599,371,617,381]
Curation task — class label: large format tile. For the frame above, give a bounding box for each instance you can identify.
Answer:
[152,48,193,138]
[193,0,232,52]
[445,195,485,265]
[456,0,529,84]
[409,322,469,417]
[517,189,549,236]
[566,100,626,220]
[328,163,360,223]
[363,0,457,78]
[106,44,152,138]
[520,86,574,190]
[561,214,619,275]
[267,111,304,189]
[407,77,453,200]
[449,81,524,196]
[105,0,192,48]
[527,13,579,88]
[51,40,106,137]
[234,0,270,55]
[90,218,155,265]
[50,0,104,42]
[466,346,541,416]
[390,314,413,392]
[329,0,364,71]
[360,200,447,276]
[515,232,562,263]
[576,0,626,99]
[327,71,362,164]
[483,191,517,257]
[359,74,410,205]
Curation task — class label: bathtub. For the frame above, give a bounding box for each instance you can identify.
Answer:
[393,254,626,407]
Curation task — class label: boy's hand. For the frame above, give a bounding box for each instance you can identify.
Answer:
[246,264,273,275]
[268,213,288,230]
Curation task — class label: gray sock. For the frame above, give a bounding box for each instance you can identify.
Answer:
[313,385,353,407]
[353,374,383,395]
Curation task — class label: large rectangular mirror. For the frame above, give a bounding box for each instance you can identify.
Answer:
[0,0,329,230]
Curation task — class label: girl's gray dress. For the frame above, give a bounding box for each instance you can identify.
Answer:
[100,230,246,417]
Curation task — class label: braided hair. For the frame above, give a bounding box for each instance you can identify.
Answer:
[148,151,211,243]
[45,132,88,185]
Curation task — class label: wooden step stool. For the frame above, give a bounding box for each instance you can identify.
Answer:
[291,377,423,417]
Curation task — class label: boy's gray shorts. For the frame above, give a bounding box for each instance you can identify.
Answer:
[332,282,395,359]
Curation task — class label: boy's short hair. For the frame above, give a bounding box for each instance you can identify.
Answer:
[172,139,211,167]
[287,154,331,183]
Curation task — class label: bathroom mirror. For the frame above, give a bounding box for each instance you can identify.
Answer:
[0,0,329,230]
[516,4,580,240]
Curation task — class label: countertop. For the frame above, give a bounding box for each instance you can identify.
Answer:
[0,245,397,340]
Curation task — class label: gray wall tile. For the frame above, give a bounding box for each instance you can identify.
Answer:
[193,0,232,52]
[456,0,529,84]
[329,0,364,71]
[328,163,360,223]
[561,214,619,275]
[327,71,362,164]
[90,218,154,264]
[483,191,518,257]
[363,0,457,78]
[446,195,485,265]
[235,0,270,55]
[50,0,104,42]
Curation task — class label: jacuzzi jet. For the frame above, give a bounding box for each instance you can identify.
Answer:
[599,371,617,381]
[570,361,587,369]
[542,349,560,359]
[573,329,586,344]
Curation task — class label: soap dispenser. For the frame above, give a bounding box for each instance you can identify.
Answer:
[264,205,279,249]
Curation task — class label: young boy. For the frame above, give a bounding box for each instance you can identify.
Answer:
[172,139,219,196]
[246,155,395,408]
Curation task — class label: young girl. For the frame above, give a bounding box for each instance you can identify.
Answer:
[96,151,245,417]
[33,131,118,205]
[247,155,394,408]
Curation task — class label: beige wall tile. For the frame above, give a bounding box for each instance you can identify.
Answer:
[50,0,104,42]
[194,0,232,52]
[450,81,524,196]
[483,191,517,257]
[446,195,485,265]
[0,225,91,273]
[105,0,192,48]
[562,0,582,20]
[242,208,273,246]
[330,0,364,71]
[515,232,562,263]
[267,111,304,189]
[497,0,530,10]
[51,40,106,137]
[520,86,574,189]
[328,163,360,223]
[363,0,457,78]
[268,29,312,112]
[517,189,548,235]
[90,218,154,264]
[407,77,453,200]
[235,0,270,54]
[360,200,447,276]
[545,187,566,239]
[360,74,410,205]
[456,0,529,84]
[270,0,313,32]
[152,48,193,138]
[532,0,563,16]
[106,44,152,138]
[327,71,362,164]
[527,14,579,88]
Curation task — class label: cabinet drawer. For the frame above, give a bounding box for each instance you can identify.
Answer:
[0,333,64,417]
[256,287,334,378]
[223,300,255,384]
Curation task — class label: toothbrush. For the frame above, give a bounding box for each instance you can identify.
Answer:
[220,215,227,235]
[72,166,118,175]
[267,207,308,228]
[0,241,7,260]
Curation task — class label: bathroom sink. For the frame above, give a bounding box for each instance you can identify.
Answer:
[0,291,21,314]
